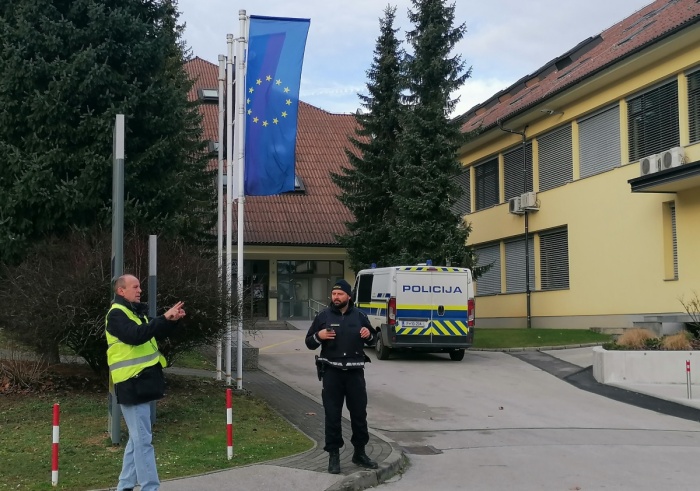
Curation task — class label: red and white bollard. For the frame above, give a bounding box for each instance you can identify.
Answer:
[226,388,233,460]
[52,403,60,486]
[687,360,692,400]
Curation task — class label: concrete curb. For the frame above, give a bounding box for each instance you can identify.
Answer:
[325,444,408,491]
[472,342,604,352]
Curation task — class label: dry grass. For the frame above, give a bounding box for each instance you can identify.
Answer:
[616,328,657,349]
[661,332,693,350]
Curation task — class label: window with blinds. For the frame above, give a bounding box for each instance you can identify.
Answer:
[671,203,678,280]
[452,169,471,215]
[688,70,700,144]
[505,237,535,293]
[627,80,679,161]
[579,106,621,178]
[475,243,501,296]
[503,143,533,201]
[539,228,569,290]
[538,125,573,192]
[475,158,499,211]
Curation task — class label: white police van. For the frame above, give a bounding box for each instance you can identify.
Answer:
[353,262,475,361]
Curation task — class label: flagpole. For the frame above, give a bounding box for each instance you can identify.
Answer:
[225,33,235,386]
[216,54,226,382]
[235,10,248,390]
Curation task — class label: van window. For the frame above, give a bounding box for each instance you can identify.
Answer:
[356,275,373,303]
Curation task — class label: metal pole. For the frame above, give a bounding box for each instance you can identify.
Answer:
[225,34,235,386]
[235,10,248,390]
[217,54,226,382]
[148,235,158,425]
[109,114,125,444]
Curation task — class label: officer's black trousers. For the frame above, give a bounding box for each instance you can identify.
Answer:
[321,367,369,452]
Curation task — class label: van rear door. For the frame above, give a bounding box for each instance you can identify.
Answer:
[429,270,470,345]
[394,269,432,341]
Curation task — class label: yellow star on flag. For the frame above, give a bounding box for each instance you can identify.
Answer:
[256,79,262,85]
[281,111,288,118]
[247,109,252,115]
[286,99,292,105]
[266,75,272,81]
[249,87,254,93]
[263,121,269,127]
[247,98,251,104]
[276,79,282,85]
[273,118,279,124]
[253,117,259,123]
[284,87,290,93]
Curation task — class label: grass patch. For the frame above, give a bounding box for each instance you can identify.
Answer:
[0,366,312,491]
[171,348,216,371]
[473,328,611,350]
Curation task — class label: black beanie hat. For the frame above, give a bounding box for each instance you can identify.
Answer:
[331,279,352,297]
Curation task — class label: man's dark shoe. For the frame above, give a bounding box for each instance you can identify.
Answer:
[328,450,341,474]
[352,447,378,469]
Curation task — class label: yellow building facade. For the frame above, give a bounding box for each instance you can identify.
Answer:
[458,1,700,329]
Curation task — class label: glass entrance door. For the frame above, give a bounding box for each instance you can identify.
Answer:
[277,260,344,320]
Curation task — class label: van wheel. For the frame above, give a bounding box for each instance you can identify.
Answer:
[449,349,465,361]
[376,334,391,360]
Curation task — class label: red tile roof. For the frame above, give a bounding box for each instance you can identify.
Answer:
[184,57,356,246]
[459,0,700,133]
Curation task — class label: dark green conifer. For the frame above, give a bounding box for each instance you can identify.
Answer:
[332,5,404,272]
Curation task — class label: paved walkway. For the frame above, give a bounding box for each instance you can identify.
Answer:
[139,366,406,491]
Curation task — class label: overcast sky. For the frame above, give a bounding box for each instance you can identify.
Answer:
[177,0,653,115]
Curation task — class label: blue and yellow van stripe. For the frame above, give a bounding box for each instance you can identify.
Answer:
[395,320,470,336]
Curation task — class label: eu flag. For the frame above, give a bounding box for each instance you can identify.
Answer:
[244,16,310,196]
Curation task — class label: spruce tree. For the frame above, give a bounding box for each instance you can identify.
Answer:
[388,0,474,267]
[332,5,404,272]
[0,0,214,264]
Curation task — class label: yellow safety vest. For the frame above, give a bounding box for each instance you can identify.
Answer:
[105,303,167,384]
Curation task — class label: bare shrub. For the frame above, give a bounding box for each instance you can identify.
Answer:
[661,332,692,351]
[0,343,49,391]
[617,328,657,349]
[0,228,237,373]
[680,291,700,338]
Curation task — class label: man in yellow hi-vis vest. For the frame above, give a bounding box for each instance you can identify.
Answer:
[106,274,185,491]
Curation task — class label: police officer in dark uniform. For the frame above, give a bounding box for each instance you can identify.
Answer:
[305,279,378,474]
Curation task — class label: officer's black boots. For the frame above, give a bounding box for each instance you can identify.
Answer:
[328,450,341,474]
[352,447,378,469]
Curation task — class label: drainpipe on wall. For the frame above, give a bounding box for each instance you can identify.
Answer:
[498,121,532,329]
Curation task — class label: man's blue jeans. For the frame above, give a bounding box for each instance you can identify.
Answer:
[117,402,160,491]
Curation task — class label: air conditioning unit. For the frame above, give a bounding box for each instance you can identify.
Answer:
[508,196,524,215]
[658,147,685,171]
[639,153,659,176]
[520,191,538,210]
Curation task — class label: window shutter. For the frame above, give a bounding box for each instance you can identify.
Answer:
[627,80,679,161]
[688,70,700,144]
[671,203,678,280]
[503,143,533,201]
[505,237,535,293]
[475,159,499,210]
[452,169,471,215]
[540,228,569,290]
[579,106,621,178]
[475,244,501,295]
[538,125,573,192]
